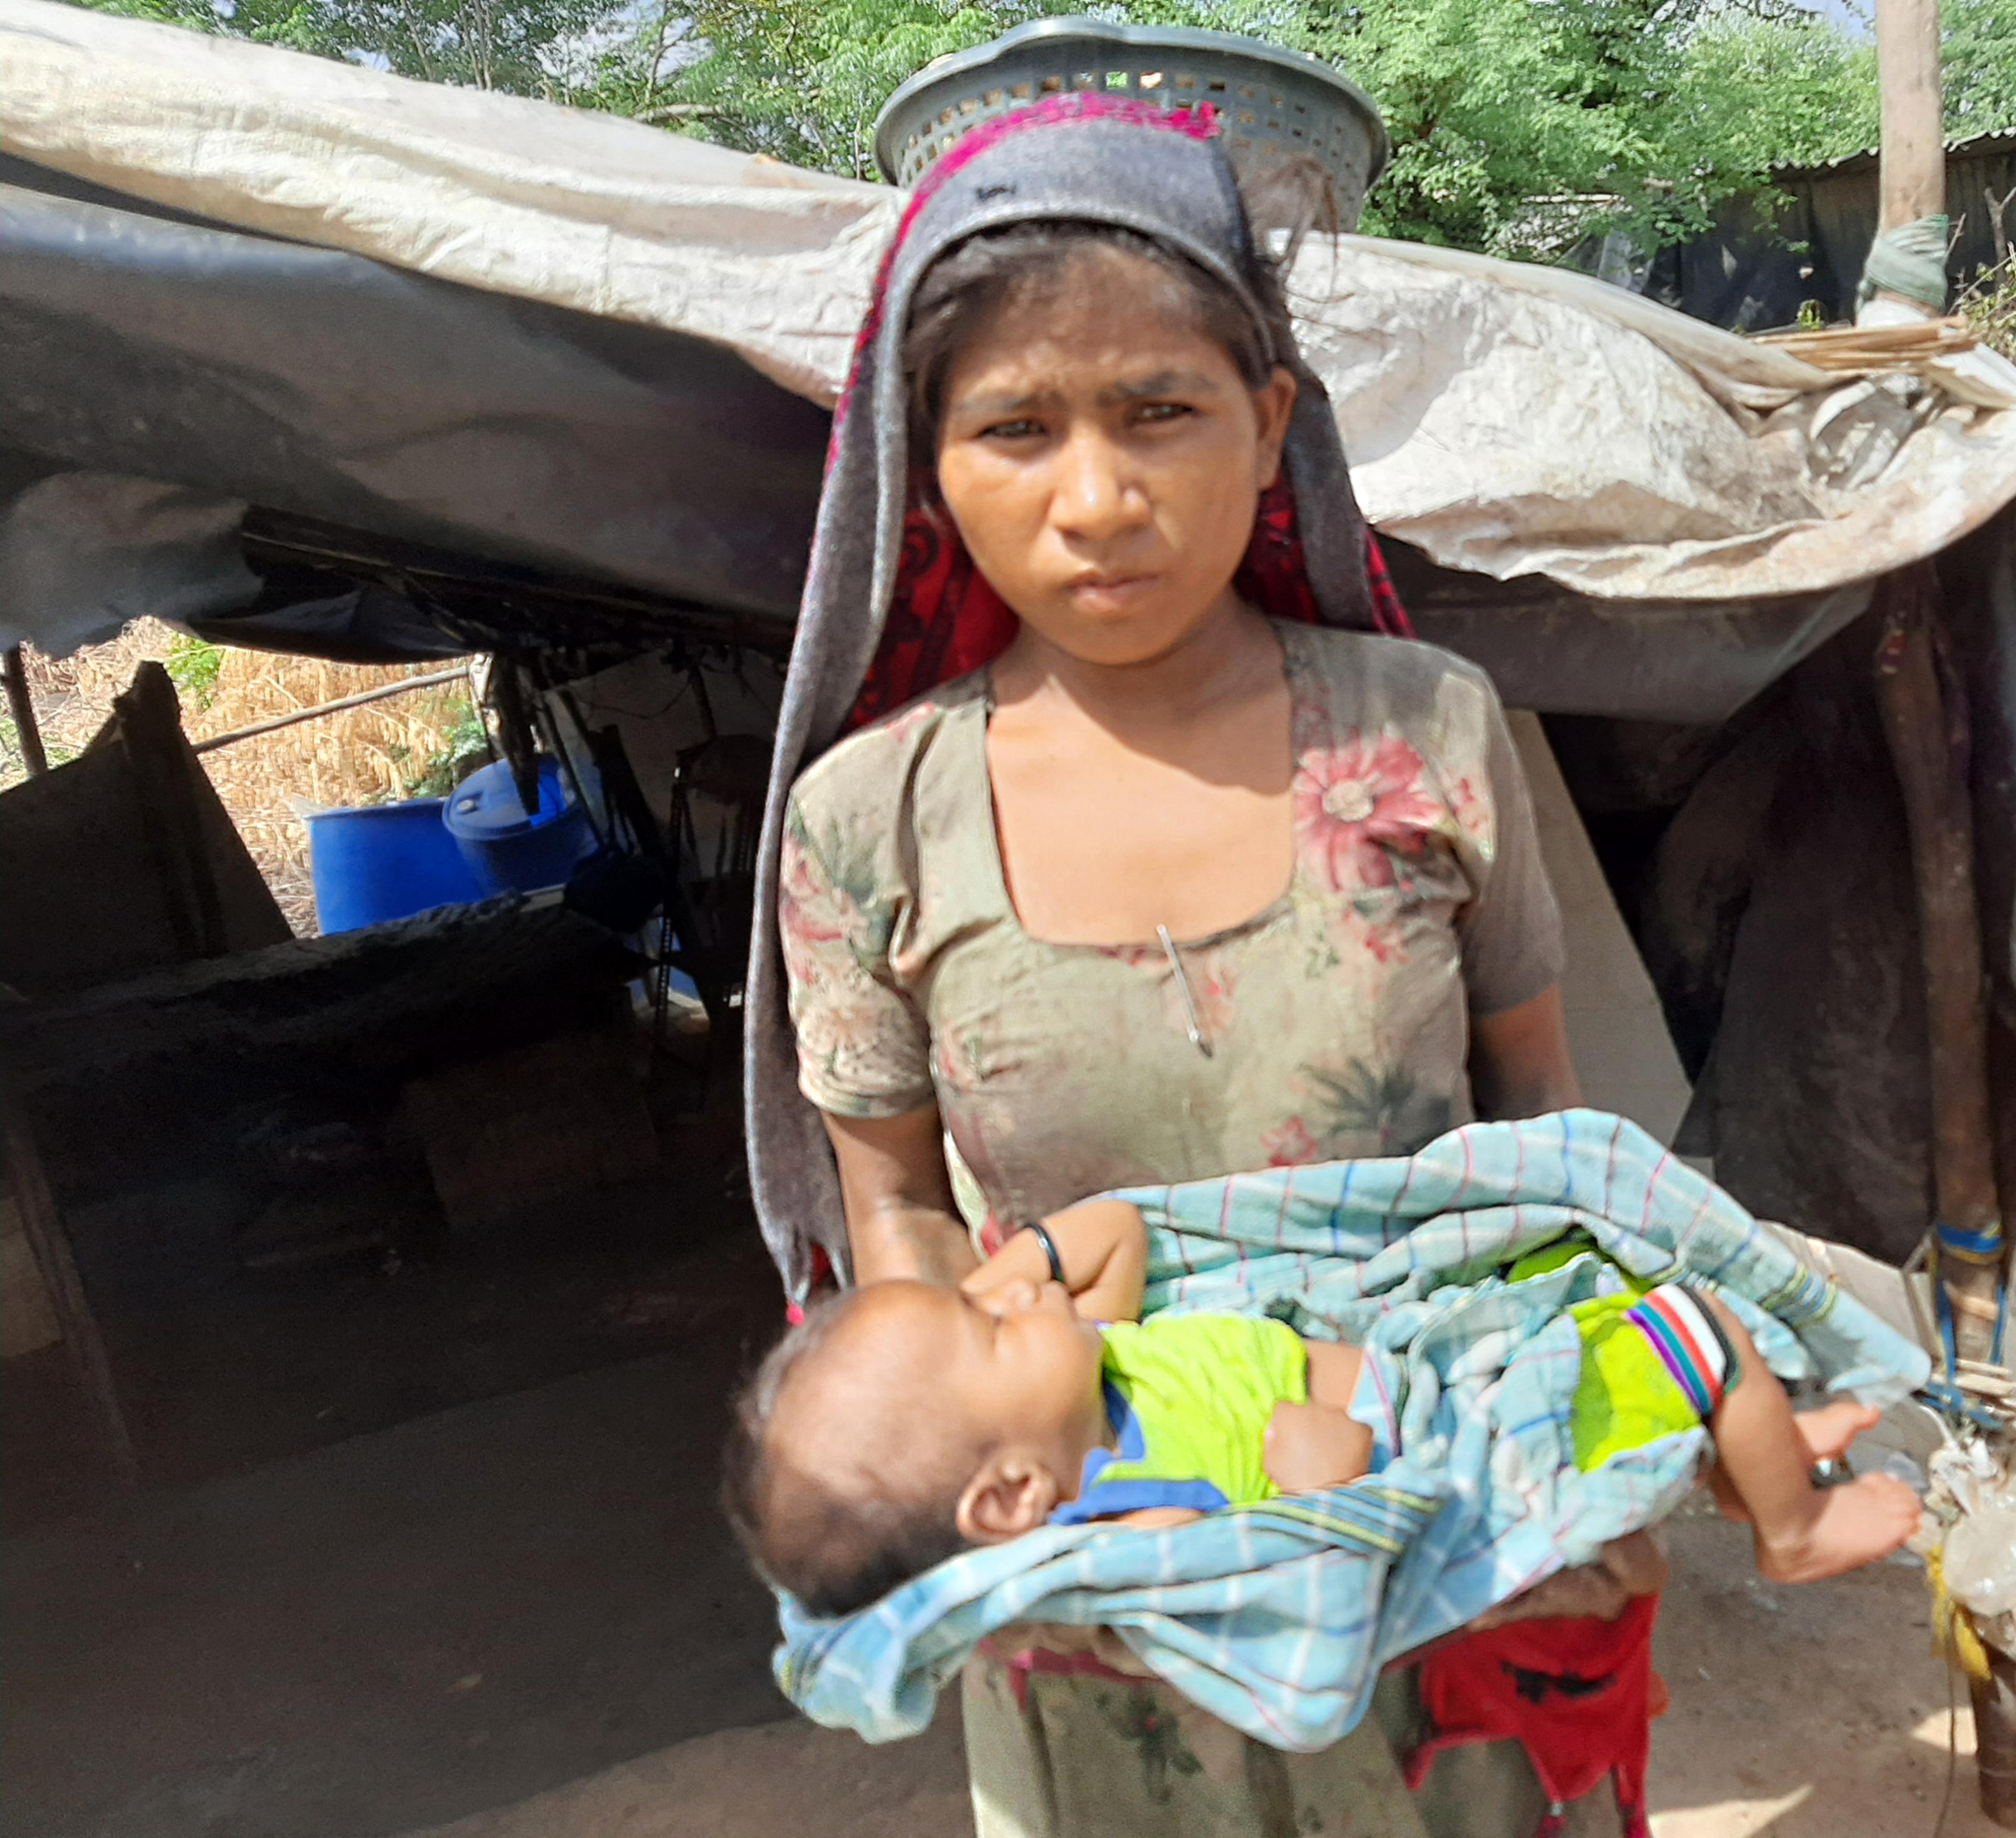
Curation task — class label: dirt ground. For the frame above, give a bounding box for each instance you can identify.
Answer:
[1646,1499,1992,1838]
[398,1495,1999,1838]
[405,1495,2000,1838]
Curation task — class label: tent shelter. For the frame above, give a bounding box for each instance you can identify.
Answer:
[2,7,2013,1832]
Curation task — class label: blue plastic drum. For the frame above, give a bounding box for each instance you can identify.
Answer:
[442,756,599,897]
[305,799,487,933]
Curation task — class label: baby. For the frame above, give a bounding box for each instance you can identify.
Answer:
[723,1199,1922,1619]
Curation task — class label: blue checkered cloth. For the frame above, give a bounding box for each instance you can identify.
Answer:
[775,1110,1930,1751]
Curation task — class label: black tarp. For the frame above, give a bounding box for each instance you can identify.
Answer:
[1,154,831,661]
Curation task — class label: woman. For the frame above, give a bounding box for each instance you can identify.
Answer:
[746,94,1657,1837]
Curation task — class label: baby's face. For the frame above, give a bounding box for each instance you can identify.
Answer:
[896,1276,1106,1451]
[834,1277,1107,1478]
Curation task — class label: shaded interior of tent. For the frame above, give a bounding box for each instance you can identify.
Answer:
[2,26,2014,1837]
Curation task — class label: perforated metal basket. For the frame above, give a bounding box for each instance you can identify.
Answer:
[873,17,1389,230]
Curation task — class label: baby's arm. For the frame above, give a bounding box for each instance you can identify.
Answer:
[1263,1338,1374,1494]
[1691,1291,1918,1582]
[961,1199,1148,1321]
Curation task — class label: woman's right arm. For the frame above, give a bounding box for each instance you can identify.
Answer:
[823,1106,980,1286]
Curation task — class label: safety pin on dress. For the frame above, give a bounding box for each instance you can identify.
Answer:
[1156,925,1213,1058]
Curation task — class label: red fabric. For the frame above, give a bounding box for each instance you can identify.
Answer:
[1235,477,1412,641]
[845,495,1022,732]
[1405,1595,1662,1837]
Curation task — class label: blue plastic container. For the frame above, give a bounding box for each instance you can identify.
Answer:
[442,756,598,897]
[305,798,487,934]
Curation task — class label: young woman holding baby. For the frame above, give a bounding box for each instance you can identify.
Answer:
[746,92,1660,1838]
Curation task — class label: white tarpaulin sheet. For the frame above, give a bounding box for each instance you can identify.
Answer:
[5,0,2014,606]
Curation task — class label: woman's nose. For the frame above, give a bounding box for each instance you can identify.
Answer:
[1050,425,1144,540]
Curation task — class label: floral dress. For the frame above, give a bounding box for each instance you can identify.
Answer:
[779,620,1564,1244]
[781,618,1573,1836]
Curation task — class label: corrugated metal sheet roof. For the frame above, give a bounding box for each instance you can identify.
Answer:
[1772,126,2016,182]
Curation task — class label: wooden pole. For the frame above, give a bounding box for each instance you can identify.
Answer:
[1976,1644,2016,1828]
[1874,570,2004,1366]
[3,645,49,777]
[1875,0,1946,235]
[1876,569,2016,1833]
[1865,0,1948,318]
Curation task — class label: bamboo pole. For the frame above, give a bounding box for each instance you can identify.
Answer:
[1875,569,2015,1833]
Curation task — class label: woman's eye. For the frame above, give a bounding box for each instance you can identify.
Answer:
[981,418,1044,440]
[1133,402,1193,426]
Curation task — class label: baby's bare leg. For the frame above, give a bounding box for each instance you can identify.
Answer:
[1696,1294,1919,1582]
[1707,1398,1881,1522]
[1264,1339,1373,1494]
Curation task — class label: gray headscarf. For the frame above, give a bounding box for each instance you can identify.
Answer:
[744,94,1388,1297]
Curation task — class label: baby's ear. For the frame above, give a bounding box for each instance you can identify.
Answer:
[957,1451,1060,1543]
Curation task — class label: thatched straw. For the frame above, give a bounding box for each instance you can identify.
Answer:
[3,619,479,936]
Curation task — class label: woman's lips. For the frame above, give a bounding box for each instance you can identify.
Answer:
[1063,573,1157,608]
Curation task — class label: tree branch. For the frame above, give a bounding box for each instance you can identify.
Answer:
[636,101,733,123]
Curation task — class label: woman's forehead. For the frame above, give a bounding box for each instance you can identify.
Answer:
[943,281,1245,396]
[956,238,1200,324]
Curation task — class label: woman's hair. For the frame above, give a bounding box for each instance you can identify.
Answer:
[721,1288,976,1618]
[902,151,1337,460]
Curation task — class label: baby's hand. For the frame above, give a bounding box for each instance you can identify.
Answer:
[962,1199,1149,1322]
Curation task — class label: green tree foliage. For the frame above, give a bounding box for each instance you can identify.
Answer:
[642,0,1894,245]
[1273,0,1881,249]
[164,632,224,709]
[1942,0,2016,135]
[77,0,338,52]
[618,2,1124,175]
[78,0,620,93]
[325,0,618,90]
